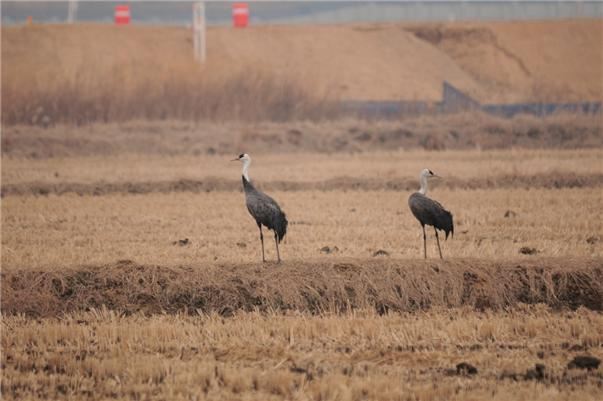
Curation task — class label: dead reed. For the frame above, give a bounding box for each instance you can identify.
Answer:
[2,71,336,126]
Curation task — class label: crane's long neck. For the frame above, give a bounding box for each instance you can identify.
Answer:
[242,158,251,182]
[419,173,428,195]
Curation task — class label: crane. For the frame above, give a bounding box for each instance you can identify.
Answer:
[408,169,453,259]
[232,154,288,263]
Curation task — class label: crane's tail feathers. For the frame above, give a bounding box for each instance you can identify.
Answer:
[443,212,454,240]
[275,213,288,243]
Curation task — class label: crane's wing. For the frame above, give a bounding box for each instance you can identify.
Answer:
[408,192,454,239]
[246,188,288,242]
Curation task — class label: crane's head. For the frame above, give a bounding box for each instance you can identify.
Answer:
[231,153,251,162]
[421,168,440,179]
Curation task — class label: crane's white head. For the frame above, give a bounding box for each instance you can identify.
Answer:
[232,153,251,163]
[232,153,251,181]
[420,168,439,179]
[419,168,439,195]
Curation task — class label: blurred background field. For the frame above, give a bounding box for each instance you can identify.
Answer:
[2,19,602,125]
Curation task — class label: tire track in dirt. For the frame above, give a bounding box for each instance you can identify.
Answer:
[2,172,603,197]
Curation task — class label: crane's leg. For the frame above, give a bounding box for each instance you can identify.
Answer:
[434,227,443,259]
[258,223,266,263]
[422,225,427,259]
[274,232,281,263]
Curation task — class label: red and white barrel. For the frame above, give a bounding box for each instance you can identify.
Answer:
[114,5,131,25]
[232,3,249,28]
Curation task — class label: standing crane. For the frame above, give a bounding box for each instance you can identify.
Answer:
[408,169,453,259]
[232,153,288,263]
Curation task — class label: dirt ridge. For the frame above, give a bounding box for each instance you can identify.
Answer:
[3,172,602,197]
[2,257,601,317]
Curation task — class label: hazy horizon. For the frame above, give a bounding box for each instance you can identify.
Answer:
[3,1,602,26]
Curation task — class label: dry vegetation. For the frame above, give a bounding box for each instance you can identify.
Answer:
[3,307,603,401]
[1,24,335,125]
[2,113,602,162]
[3,18,603,401]
[2,148,603,400]
[2,121,603,400]
[2,258,602,317]
[2,187,602,269]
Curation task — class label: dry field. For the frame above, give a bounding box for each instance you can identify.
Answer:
[2,307,603,401]
[2,122,603,399]
[2,144,603,268]
[2,186,602,269]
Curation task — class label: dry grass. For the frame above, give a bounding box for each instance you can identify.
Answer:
[2,146,602,287]
[2,67,333,125]
[2,258,602,317]
[2,307,603,400]
[2,143,602,399]
[2,114,602,160]
[1,24,335,125]
[2,146,603,187]
[4,172,603,197]
[2,187,601,269]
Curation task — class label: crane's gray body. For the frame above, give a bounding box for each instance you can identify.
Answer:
[243,176,288,242]
[408,192,453,239]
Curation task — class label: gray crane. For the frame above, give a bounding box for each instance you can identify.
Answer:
[232,153,288,263]
[408,168,453,259]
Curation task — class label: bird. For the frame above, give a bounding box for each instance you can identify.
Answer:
[408,168,453,259]
[232,153,288,263]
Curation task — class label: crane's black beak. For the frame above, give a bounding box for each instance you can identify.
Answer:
[230,158,239,162]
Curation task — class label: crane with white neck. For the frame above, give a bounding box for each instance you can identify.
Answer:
[232,153,288,263]
[408,168,454,259]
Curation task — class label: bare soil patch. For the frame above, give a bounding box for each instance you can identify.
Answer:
[2,257,601,317]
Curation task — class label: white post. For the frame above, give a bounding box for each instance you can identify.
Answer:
[193,2,206,63]
[67,0,78,24]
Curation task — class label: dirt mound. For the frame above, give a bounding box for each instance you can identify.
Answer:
[3,20,600,104]
[1,23,482,103]
[3,172,602,197]
[2,258,601,317]
[2,20,601,125]
[407,19,603,103]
